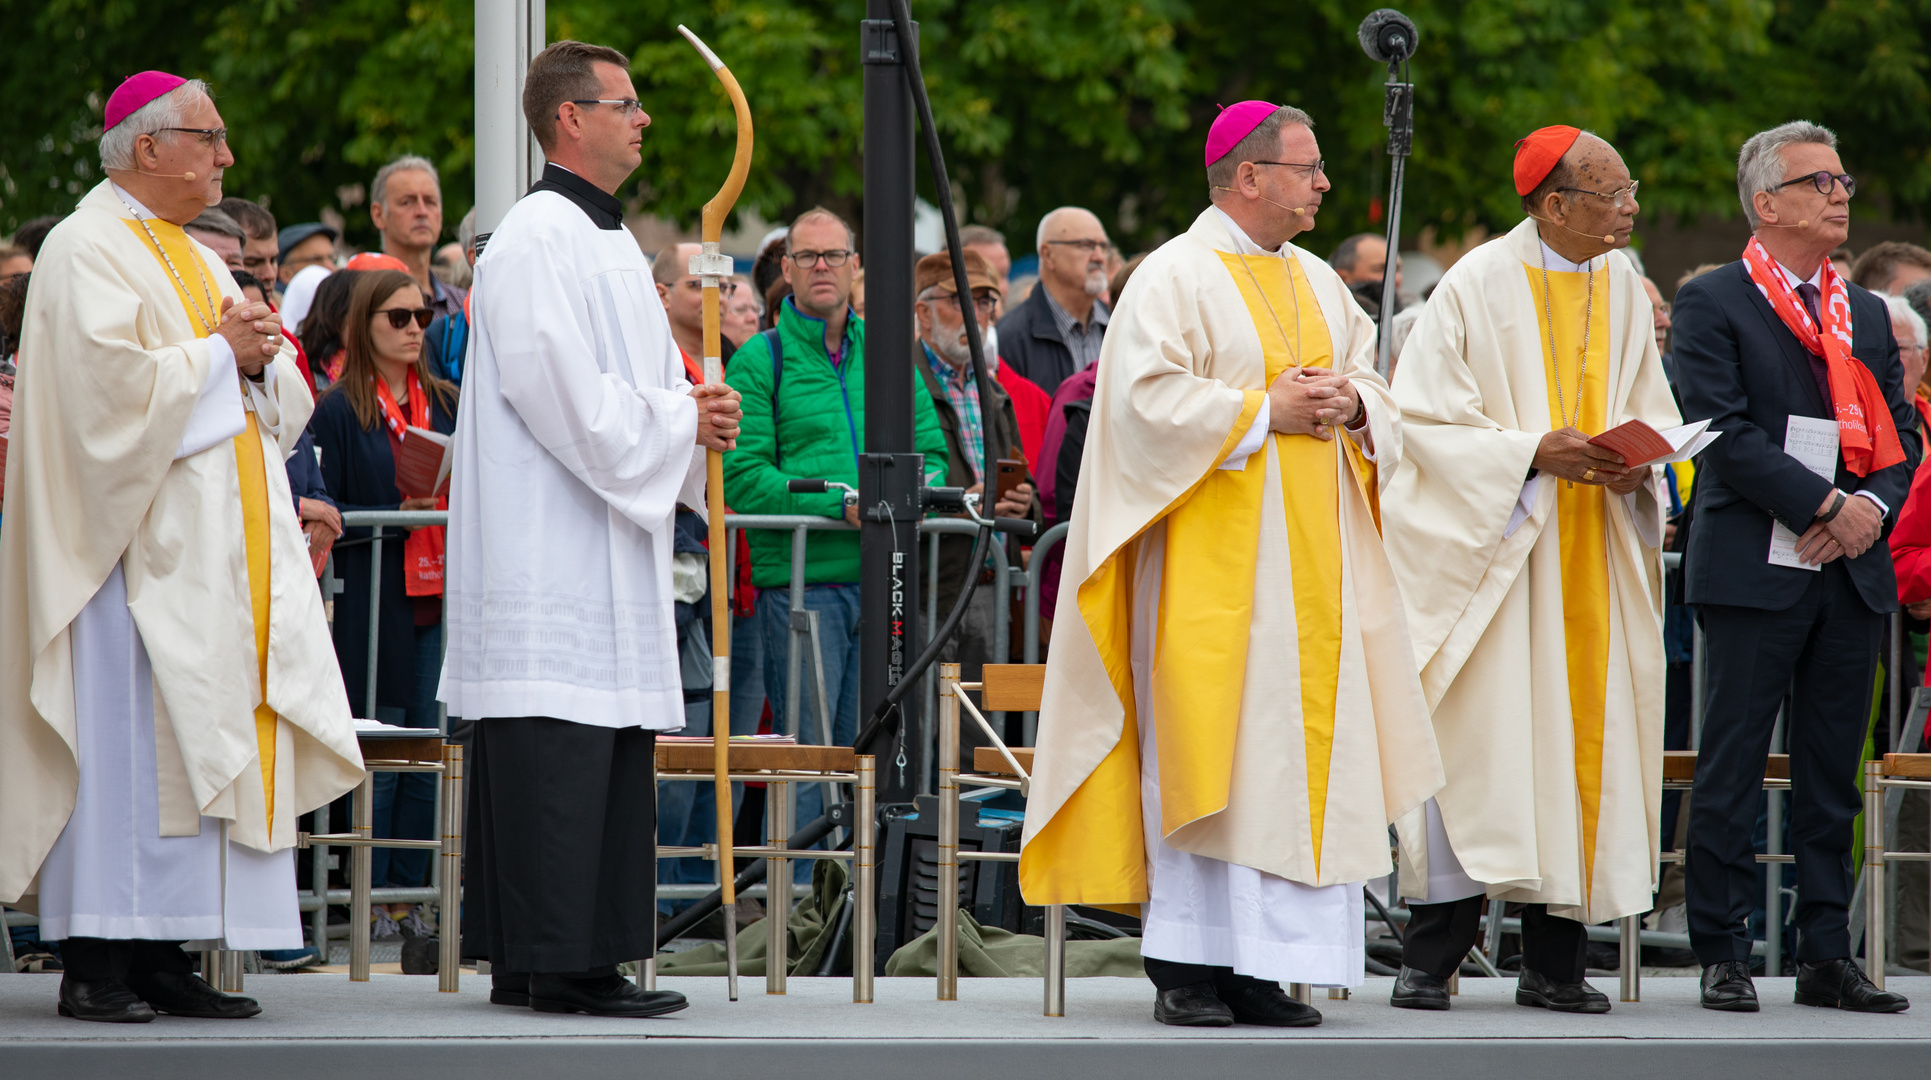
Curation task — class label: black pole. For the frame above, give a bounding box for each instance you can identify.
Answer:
[1375,58,1412,377]
[860,1,922,803]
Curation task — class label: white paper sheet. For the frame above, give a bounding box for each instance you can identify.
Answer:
[1768,416,1840,571]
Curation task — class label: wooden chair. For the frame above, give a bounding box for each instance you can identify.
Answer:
[1864,753,1931,989]
[653,740,877,1001]
[936,663,1066,1016]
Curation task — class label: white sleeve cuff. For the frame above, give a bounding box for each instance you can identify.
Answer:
[1854,490,1890,519]
[1218,403,1270,471]
[175,335,246,460]
[1503,476,1543,540]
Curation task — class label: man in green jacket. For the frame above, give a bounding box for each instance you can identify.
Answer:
[724,209,947,831]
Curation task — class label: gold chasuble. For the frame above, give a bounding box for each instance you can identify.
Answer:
[1020,208,1442,911]
[1384,217,1679,923]
[0,182,361,907]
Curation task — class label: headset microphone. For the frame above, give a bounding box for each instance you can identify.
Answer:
[105,166,197,181]
[1529,213,1615,246]
[1212,185,1305,215]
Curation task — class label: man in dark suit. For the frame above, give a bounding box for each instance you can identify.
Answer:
[1674,120,1917,1015]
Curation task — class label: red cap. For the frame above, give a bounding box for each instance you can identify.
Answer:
[344,253,411,273]
[1205,101,1284,168]
[105,71,189,132]
[1513,125,1581,196]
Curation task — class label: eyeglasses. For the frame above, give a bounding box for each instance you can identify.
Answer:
[1559,180,1641,209]
[680,278,739,296]
[374,306,434,330]
[786,249,853,269]
[1042,239,1108,254]
[1772,171,1856,198]
[568,99,646,118]
[1252,159,1327,177]
[159,126,228,150]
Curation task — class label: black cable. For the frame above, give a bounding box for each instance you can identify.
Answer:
[654,810,845,948]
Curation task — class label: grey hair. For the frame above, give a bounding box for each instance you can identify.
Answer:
[1205,105,1316,195]
[372,155,440,206]
[457,207,477,252]
[1881,291,1928,350]
[185,207,246,246]
[1904,278,1931,332]
[98,79,211,173]
[1737,120,1837,230]
[1034,206,1106,253]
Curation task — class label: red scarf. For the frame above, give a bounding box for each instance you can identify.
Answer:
[1742,236,1904,477]
[373,369,446,596]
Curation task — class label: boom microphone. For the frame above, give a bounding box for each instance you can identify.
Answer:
[1358,8,1419,64]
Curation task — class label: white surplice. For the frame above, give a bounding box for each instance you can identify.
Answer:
[438,177,704,729]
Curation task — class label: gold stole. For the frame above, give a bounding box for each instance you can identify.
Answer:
[1148,251,1352,872]
[1523,262,1612,892]
[124,218,278,830]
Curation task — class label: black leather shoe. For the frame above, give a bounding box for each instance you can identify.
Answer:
[124,972,261,1019]
[1699,960,1759,1012]
[1515,966,1610,1013]
[1390,966,1452,1011]
[1794,958,1909,1013]
[528,974,689,1017]
[490,971,531,1007]
[57,977,156,1023]
[1153,981,1234,1027]
[1220,982,1321,1027]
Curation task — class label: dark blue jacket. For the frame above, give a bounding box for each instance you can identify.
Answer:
[1674,259,1919,613]
[308,386,457,713]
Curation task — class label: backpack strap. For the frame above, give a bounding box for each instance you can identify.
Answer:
[763,326,785,469]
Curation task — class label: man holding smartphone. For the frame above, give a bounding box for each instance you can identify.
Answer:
[914,248,1039,687]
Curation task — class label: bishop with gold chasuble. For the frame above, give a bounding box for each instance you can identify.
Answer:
[1383,215,1679,982]
[1019,205,1443,989]
[0,180,362,961]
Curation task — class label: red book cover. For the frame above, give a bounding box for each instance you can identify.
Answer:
[1587,419,1674,469]
[393,427,452,498]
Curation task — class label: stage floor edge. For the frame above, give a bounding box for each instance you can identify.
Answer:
[5,973,1927,1079]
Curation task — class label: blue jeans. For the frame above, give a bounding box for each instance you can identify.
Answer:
[372,622,443,887]
[657,614,768,910]
[755,584,862,879]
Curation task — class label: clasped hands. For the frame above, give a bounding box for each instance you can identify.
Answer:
[214,297,282,377]
[1267,367,1361,440]
[690,383,743,453]
[1794,488,1882,565]
[1531,428,1647,495]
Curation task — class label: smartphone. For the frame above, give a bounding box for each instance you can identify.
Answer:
[994,458,1026,516]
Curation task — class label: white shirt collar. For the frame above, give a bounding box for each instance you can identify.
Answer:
[109,181,158,223]
[1536,237,1602,274]
[1212,206,1290,258]
[1773,258,1824,292]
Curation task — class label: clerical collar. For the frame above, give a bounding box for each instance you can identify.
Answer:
[1536,237,1601,274]
[109,181,159,223]
[529,163,623,230]
[1211,206,1288,257]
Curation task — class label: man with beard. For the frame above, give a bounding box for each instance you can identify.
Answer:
[996,206,1112,397]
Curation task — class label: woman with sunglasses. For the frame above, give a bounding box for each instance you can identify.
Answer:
[308,268,459,941]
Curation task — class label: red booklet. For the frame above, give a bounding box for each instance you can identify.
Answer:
[1587,419,1676,469]
[394,426,453,499]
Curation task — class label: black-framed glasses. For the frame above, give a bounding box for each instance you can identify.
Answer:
[1042,238,1108,253]
[1558,180,1641,208]
[567,98,646,118]
[787,248,853,269]
[159,126,228,149]
[374,306,433,330]
[1252,159,1327,177]
[1773,171,1856,198]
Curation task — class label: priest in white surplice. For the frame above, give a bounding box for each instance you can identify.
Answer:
[0,72,363,1023]
[440,41,739,1019]
[1382,127,1678,1014]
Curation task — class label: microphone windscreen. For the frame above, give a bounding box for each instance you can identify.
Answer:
[182,171,196,182]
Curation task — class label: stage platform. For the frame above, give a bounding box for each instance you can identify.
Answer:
[4,972,1927,1079]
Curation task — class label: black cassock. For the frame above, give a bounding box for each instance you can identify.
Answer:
[461,716,657,974]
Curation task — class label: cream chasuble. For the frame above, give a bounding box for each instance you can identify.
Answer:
[0,182,362,943]
[1020,208,1442,983]
[1383,217,1678,923]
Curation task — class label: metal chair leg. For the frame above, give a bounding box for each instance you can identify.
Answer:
[438,744,464,992]
[350,774,374,982]
[767,779,792,995]
[937,663,960,1001]
[855,755,876,1003]
[1619,914,1640,1002]
[1043,904,1066,1017]
[1865,759,1887,989]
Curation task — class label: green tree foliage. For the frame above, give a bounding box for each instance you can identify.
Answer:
[3,0,1926,252]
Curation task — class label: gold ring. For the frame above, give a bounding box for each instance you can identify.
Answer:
[1584,468,1596,481]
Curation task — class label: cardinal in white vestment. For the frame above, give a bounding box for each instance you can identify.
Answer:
[1018,102,1442,1028]
[0,73,362,1022]
[438,41,739,1019]
[1381,127,1680,1013]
